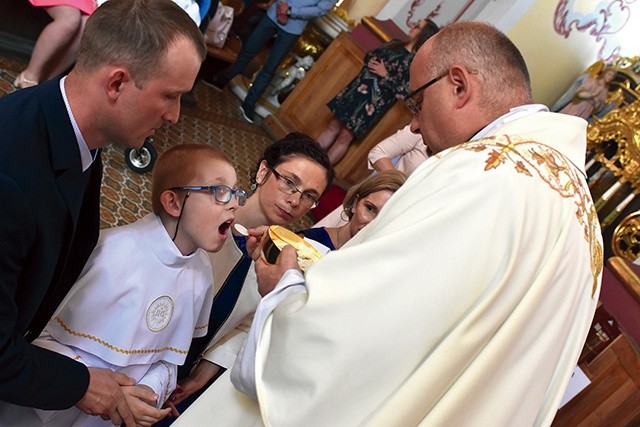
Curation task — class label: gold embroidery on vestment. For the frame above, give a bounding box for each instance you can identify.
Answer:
[460,136,603,297]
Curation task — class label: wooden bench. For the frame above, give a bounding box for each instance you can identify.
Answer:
[206,31,241,63]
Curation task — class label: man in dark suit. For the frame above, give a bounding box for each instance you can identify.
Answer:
[0,0,206,424]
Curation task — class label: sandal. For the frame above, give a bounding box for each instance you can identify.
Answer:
[14,72,38,89]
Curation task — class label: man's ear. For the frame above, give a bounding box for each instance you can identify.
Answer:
[449,65,473,107]
[160,190,182,219]
[105,68,130,101]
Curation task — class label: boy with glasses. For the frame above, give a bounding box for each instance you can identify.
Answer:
[0,144,246,426]
[164,133,332,421]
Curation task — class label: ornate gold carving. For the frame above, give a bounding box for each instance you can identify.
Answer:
[607,55,640,85]
[331,4,354,28]
[612,211,640,261]
[586,56,640,234]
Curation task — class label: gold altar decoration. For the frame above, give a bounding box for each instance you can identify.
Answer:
[281,4,353,70]
[586,56,640,231]
[331,4,354,28]
[612,211,640,261]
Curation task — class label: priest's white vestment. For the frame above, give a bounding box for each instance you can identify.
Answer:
[174,111,603,426]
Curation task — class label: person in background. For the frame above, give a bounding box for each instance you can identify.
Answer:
[0,1,206,425]
[300,170,405,251]
[317,19,439,165]
[367,123,428,175]
[157,133,332,424]
[205,0,336,123]
[170,21,603,426]
[14,0,96,88]
[315,124,427,229]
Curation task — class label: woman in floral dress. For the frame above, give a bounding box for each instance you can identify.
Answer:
[317,19,438,165]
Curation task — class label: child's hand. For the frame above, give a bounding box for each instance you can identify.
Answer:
[168,360,222,406]
[122,385,172,427]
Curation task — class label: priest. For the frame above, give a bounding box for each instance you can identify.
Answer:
[174,21,603,427]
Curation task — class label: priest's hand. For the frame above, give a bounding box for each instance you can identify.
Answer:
[245,225,269,260]
[255,244,300,295]
[122,385,172,427]
[76,367,136,426]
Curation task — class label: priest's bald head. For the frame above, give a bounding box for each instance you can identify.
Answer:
[407,21,533,155]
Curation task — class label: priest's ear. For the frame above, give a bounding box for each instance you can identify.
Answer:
[160,189,185,218]
[449,64,475,108]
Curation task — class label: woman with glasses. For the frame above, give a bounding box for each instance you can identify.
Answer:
[300,170,406,251]
[1,144,244,426]
[164,132,333,420]
[317,19,439,165]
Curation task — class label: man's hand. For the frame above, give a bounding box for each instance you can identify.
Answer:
[255,244,300,295]
[245,225,269,261]
[122,385,172,427]
[76,367,136,426]
[276,0,289,24]
[168,360,222,406]
[276,0,289,15]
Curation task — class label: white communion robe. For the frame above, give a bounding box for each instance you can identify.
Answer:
[0,213,214,427]
[174,110,603,427]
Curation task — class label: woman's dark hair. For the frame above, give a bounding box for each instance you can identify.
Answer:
[412,19,440,52]
[251,132,334,190]
[387,19,439,52]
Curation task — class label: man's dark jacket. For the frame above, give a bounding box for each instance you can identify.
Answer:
[0,78,102,409]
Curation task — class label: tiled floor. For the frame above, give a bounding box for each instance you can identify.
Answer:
[0,56,314,231]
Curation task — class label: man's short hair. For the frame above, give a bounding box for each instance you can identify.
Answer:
[151,144,233,215]
[76,0,206,83]
[428,22,532,107]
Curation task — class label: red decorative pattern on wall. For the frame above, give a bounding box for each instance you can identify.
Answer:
[554,0,635,60]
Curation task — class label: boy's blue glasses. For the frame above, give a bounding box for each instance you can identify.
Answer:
[170,185,247,206]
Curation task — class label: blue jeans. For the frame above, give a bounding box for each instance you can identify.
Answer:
[223,14,299,112]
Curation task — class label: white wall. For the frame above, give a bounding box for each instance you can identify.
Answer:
[366,0,639,106]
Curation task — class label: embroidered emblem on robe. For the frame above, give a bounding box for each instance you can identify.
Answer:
[146,295,174,332]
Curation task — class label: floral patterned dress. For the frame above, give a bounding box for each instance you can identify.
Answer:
[327,41,413,139]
